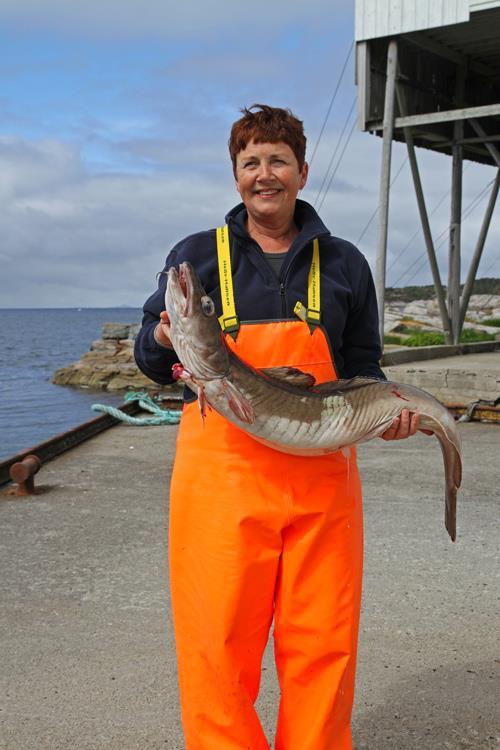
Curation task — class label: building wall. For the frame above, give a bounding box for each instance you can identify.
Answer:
[355,0,470,40]
[470,0,500,11]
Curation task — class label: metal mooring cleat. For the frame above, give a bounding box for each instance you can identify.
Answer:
[9,455,42,496]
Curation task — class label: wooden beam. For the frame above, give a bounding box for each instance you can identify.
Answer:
[355,42,371,132]
[375,39,398,344]
[448,67,466,345]
[369,103,500,131]
[469,119,500,169]
[436,134,500,148]
[401,33,495,79]
[395,84,451,340]
[459,169,500,331]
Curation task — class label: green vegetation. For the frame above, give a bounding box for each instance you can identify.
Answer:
[459,329,495,343]
[383,334,404,346]
[403,329,495,347]
[404,332,446,347]
[385,277,500,303]
[482,318,500,327]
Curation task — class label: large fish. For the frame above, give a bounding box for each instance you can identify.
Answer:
[165,262,461,541]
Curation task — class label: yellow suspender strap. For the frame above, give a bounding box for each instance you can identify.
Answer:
[216,226,240,335]
[294,238,321,326]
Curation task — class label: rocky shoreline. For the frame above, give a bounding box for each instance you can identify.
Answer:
[52,295,500,392]
[52,323,177,393]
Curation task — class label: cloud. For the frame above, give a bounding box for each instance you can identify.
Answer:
[0,0,351,40]
[2,130,497,309]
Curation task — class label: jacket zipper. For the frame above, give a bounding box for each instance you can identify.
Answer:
[279,283,287,317]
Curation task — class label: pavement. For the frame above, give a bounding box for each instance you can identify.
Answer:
[1,416,499,749]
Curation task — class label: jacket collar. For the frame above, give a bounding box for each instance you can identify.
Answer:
[225,199,331,251]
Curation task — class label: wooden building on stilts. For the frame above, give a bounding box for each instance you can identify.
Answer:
[355,0,500,343]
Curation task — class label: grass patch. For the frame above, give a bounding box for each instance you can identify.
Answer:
[482,318,500,327]
[404,329,496,347]
[384,334,404,345]
[405,332,445,347]
[459,329,495,342]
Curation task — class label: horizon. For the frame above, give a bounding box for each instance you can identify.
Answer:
[1,1,498,308]
[1,275,498,310]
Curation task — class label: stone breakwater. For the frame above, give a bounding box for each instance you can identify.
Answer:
[52,323,177,393]
[385,294,500,335]
[53,295,500,393]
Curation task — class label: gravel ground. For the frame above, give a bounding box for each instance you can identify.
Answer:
[0,420,498,749]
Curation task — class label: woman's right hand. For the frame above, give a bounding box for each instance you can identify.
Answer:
[154,310,173,349]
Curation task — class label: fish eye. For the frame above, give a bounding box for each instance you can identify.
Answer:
[201,296,215,316]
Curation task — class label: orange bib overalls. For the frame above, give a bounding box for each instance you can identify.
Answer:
[169,230,364,750]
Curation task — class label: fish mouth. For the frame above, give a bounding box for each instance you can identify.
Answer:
[168,262,196,317]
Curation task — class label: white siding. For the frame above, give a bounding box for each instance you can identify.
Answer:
[470,0,500,11]
[355,0,470,40]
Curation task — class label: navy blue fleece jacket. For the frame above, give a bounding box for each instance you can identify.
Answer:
[134,200,385,387]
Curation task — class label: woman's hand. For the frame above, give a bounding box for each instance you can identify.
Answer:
[154,310,173,349]
[380,408,433,440]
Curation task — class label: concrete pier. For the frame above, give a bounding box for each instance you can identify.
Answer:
[1,411,498,749]
[383,348,500,403]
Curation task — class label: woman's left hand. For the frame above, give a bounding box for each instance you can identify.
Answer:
[380,408,433,440]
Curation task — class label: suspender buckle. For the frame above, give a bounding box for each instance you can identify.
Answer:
[219,315,240,337]
[306,308,321,324]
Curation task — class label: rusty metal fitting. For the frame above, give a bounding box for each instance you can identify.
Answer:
[9,455,42,496]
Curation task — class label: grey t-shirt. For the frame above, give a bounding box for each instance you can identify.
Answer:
[262,251,288,278]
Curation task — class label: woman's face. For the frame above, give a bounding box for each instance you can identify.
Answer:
[234,140,308,227]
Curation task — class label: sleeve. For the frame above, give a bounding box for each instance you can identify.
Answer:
[341,254,386,380]
[133,248,180,385]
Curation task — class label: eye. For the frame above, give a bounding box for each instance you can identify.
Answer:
[201,296,215,316]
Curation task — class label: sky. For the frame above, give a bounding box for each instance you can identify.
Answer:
[1,0,498,308]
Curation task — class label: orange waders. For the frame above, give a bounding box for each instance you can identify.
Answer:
[169,233,364,750]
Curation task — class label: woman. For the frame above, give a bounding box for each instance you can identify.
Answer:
[135,104,420,750]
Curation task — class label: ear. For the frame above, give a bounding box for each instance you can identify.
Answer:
[299,161,309,190]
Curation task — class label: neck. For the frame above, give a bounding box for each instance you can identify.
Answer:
[246,215,299,253]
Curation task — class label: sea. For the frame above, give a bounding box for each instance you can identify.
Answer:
[0,308,144,462]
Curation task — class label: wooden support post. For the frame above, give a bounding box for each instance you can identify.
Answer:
[459,169,500,330]
[395,85,452,341]
[469,119,500,169]
[448,66,466,344]
[375,38,398,345]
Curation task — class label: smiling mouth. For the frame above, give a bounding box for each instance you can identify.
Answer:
[255,188,282,196]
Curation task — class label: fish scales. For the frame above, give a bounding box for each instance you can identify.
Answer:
[165,262,462,540]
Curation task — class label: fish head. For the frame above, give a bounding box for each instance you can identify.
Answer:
[165,261,229,380]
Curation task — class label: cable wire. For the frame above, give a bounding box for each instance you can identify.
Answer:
[308,41,354,170]
[317,116,357,212]
[389,178,495,288]
[355,156,409,245]
[313,97,356,208]
[387,162,472,274]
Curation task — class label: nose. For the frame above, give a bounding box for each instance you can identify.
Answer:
[256,160,273,181]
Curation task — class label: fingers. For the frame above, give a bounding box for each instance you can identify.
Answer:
[154,310,173,348]
[381,410,422,441]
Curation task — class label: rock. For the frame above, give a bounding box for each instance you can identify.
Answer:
[51,322,176,392]
[90,339,119,352]
[102,323,132,340]
[127,324,141,339]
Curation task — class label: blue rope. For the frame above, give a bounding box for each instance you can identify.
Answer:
[91,391,181,425]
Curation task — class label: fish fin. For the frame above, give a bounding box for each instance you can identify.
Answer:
[260,366,316,388]
[341,445,352,460]
[197,386,207,423]
[222,379,255,424]
[311,376,381,394]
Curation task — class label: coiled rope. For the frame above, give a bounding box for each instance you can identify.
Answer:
[91,391,181,425]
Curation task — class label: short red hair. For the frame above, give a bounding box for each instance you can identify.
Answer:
[229,104,307,175]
